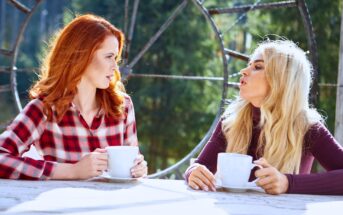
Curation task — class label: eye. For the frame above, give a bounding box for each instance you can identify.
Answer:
[254,64,264,70]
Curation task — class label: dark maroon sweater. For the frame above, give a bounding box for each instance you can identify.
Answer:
[185,108,343,195]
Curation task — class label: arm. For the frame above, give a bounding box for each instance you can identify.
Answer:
[123,95,147,177]
[123,95,138,146]
[286,123,343,195]
[0,99,55,179]
[184,120,227,182]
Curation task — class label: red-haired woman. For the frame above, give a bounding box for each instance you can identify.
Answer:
[0,14,147,180]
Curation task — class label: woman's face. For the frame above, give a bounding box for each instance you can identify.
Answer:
[82,35,119,89]
[239,52,269,107]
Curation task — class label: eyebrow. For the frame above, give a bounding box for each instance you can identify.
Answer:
[248,59,264,65]
[105,52,117,56]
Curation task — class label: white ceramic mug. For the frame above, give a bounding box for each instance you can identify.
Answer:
[106,146,139,178]
[217,153,259,187]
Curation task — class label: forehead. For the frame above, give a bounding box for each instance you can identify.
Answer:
[98,35,119,52]
[249,51,263,63]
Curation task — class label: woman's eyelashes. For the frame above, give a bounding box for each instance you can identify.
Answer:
[251,63,264,71]
[106,54,116,59]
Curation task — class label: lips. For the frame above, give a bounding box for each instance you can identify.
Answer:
[106,75,114,81]
[240,78,247,85]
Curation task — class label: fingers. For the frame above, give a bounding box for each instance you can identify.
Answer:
[255,166,273,179]
[188,165,216,192]
[254,157,272,168]
[95,153,108,161]
[254,163,289,195]
[189,176,208,191]
[133,154,144,165]
[198,168,216,190]
[131,159,148,178]
[94,148,107,153]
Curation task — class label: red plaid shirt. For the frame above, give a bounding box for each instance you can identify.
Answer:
[0,94,138,179]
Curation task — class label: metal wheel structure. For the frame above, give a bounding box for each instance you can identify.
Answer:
[0,0,318,179]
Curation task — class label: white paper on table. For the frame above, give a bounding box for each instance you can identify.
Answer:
[64,198,227,215]
[305,201,343,215]
[5,179,207,213]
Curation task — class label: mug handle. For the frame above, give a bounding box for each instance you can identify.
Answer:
[246,163,263,186]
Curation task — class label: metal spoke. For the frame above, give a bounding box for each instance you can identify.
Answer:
[123,0,129,37]
[129,73,224,81]
[127,0,188,69]
[9,0,43,112]
[0,66,40,73]
[129,73,241,81]
[7,0,31,14]
[225,48,249,61]
[148,112,221,178]
[225,82,240,89]
[0,49,13,56]
[208,1,296,15]
[0,84,11,93]
[123,0,140,64]
[297,0,318,105]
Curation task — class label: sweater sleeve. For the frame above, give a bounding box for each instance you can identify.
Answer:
[123,95,138,147]
[0,99,55,180]
[184,120,227,182]
[286,123,343,195]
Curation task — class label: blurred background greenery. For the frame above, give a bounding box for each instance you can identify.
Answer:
[0,0,342,175]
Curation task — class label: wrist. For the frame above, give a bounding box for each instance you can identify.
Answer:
[51,163,77,180]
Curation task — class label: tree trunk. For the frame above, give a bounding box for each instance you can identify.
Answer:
[335,6,343,145]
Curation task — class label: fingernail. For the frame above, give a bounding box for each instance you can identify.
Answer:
[194,186,199,190]
[203,186,209,191]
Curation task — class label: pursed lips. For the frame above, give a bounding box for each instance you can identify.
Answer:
[240,77,247,86]
[106,75,114,81]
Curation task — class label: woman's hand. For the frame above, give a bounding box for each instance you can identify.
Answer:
[73,148,108,179]
[188,164,216,192]
[131,154,148,178]
[254,158,289,195]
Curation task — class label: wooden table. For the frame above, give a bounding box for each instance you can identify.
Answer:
[1,178,343,215]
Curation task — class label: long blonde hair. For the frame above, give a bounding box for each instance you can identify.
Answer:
[222,40,322,174]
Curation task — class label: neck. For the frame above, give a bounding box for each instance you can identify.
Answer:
[73,79,97,113]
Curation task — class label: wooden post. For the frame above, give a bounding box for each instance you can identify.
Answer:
[335,7,343,145]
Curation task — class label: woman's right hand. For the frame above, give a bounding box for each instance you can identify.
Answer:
[72,148,108,179]
[188,164,216,192]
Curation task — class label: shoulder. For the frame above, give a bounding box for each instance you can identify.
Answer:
[22,98,45,116]
[306,122,329,136]
[121,93,134,109]
[304,122,333,148]
[7,98,46,130]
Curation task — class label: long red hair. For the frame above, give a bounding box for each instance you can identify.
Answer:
[30,14,125,121]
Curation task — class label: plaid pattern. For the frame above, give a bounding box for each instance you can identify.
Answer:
[0,94,138,180]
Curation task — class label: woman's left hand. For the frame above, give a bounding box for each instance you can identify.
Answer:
[131,154,148,178]
[254,158,289,195]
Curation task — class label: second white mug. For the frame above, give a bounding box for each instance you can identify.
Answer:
[106,146,138,178]
[217,153,259,187]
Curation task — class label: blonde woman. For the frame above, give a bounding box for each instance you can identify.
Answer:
[185,40,343,195]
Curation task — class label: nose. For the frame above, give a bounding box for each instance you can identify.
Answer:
[112,61,119,71]
[240,66,249,76]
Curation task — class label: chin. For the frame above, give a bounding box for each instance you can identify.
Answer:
[97,84,110,89]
